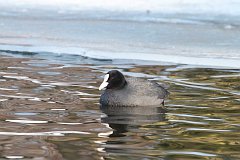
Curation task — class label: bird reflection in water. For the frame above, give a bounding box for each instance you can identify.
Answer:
[100,105,167,137]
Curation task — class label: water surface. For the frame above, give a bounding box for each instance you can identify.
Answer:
[0,51,239,159]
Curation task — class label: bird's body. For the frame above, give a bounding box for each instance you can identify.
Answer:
[100,77,169,106]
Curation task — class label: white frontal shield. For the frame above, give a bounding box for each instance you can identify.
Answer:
[99,74,109,90]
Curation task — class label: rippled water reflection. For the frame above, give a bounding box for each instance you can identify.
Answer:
[0,52,239,159]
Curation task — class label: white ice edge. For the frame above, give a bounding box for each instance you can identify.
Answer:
[0,45,239,69]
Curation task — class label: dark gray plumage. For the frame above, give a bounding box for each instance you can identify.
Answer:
[99,70,169,107]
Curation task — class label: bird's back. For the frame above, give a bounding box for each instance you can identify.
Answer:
[100,77,169,107]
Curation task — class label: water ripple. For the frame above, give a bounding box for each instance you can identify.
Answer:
[166,151,217,157]
[3,75,41,84]
[6,119,48,124]
[169,120,208,125]
[0,131,90,136]
[0,87,18,91]
[186,128,231,132]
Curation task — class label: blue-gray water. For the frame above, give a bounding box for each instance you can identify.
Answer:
[0,2,240,159]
